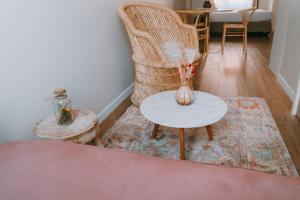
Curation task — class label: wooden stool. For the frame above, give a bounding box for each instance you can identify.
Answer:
[33,110,103,146]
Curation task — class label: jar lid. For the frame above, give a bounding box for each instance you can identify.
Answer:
[54,88,66,95]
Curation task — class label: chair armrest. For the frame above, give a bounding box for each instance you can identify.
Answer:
[118,4,167,64]
[119,3,199,65]
[122,24,168,64]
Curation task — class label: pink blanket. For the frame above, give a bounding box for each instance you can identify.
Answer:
[0,141,299,200]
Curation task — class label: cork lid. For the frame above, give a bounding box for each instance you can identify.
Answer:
[54,88,66,95]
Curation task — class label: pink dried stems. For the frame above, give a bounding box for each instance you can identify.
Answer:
[178,63,196,85]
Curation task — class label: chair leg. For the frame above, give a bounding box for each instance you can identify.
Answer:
[221,26,226,54]
[243,32,245,53]
[205,27,209,53]
[244,30,248,55]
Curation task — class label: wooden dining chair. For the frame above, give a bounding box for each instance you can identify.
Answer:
[177,10,210,53]
[221,7,257,55]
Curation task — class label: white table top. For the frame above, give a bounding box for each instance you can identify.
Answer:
[140,91,227,129]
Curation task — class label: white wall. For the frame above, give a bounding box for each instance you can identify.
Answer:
[269,0,300,114]
[292,79,300,115]
[279,0,300,93]
[269,0,290,75]
[0,0,180,143]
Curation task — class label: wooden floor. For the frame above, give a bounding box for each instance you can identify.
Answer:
[98,35,300,173]
[195,35,300,173]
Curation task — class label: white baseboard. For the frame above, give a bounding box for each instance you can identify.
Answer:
[97,83,133,122]
[292,79,300,115]
[277,74,295,100]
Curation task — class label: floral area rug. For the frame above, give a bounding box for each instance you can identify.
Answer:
[102,97,298,177]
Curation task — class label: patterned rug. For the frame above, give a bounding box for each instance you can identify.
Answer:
[102,97,298,177]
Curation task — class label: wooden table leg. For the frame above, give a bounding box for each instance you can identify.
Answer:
[95,136,104,147]
[94,119,104,147]
[179,128,185,160]
[206,125,213,141]
[151,124,160,138]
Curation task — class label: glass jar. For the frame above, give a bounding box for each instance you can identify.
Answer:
[52,88,74,125]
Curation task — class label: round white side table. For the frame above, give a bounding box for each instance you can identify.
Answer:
[140,91,227,160]
[33,110,103,146]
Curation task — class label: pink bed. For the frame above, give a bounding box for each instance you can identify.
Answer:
[0,141,299,200]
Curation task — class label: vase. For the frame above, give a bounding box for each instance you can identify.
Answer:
[52,88,74,126]
[203,0,212,8]
[176,85,194,106]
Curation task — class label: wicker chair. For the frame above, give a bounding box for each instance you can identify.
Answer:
[118,2,201,107]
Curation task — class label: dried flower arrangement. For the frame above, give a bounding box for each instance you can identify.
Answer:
[176,50,198,105]
[177,49,197,85]
[160,41,200,105]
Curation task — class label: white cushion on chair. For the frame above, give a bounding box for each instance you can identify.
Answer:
[160,41,183,63]
[160,41,200,63]
[211,9,272,22]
